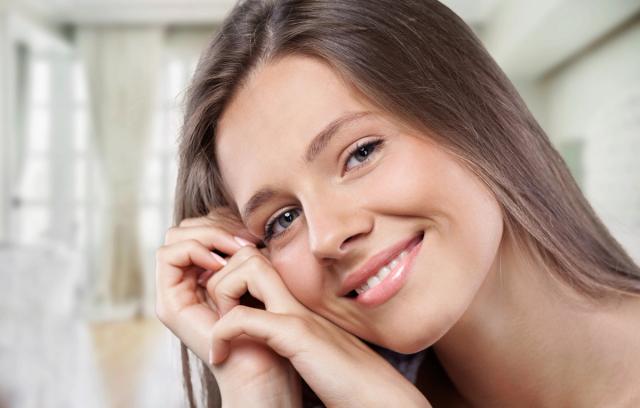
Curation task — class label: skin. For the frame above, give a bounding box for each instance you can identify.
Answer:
[216,55,503,355]
[156,211,304,406]
[158,55,640,406]
[157,212,431,406]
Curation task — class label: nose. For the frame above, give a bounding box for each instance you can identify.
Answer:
[303,191,373,261]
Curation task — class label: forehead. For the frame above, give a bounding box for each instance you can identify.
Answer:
[215,56,370,209]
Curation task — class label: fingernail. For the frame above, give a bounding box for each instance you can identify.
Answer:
[197,269,214,286]
[211,251,227,265]
[234,236,255,247]
[208,349,214,365]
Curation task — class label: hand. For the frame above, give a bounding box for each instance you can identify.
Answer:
[155,208,301,406]
[205,245,432,407]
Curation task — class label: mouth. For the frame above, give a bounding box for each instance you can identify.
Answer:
[340,231,425,300]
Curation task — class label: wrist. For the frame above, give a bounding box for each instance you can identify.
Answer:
[220,368,302,408]
[353,358,432,408]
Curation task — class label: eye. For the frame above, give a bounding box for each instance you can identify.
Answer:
[264,208,302,242]
[344,138,384,172]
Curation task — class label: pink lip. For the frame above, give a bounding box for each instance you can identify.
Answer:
[339,232,424,297]
[356,237,423,307]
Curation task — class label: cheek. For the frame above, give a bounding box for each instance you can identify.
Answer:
[353,147,448,220]
[438,158,504,274]
[434,191,503,304]
[456,190,503,271]
[376,142,503,261]
[269,239,325,308]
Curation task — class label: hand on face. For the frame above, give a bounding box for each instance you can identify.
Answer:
[154,209,300,403]
[156,208,430,407]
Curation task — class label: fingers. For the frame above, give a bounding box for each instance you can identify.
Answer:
[158,220,252,292]
[167,301,220,364]
[156,239,229,290]
[164,225,245,254]
[200,239,257,294]
[178,210,262,247]
[207,307,433,408]
[155,210,274,368]
[205,247,299,316]
[208,305,304,365]
[155,211,250,364]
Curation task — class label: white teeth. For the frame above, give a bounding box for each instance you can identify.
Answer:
[354,252,405,294]
[378,266,391,280]
[367,275,381,288]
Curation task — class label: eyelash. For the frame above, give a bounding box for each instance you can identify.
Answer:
[262,137,385,243]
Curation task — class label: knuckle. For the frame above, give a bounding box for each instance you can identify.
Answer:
[237,249,266,267]
[155,245,169,263]
[184,239,201,252]
[164,226,180,244]
[244,253,274,277]
[227,304,249,320]
[212,282,226,302]
[178,218,195,228]
[155,300,172,325]
[204,274,218,295]
[245,253,265,267]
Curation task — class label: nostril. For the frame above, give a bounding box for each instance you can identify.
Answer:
[340,232,365,251]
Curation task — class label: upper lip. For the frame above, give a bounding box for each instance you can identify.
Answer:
[338,232,424,297]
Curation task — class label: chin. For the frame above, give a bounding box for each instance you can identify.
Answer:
[382,335,437,354]
[373,322,450,354]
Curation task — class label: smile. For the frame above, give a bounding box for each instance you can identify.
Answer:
[355,249,407,294]
[340,232,424,307]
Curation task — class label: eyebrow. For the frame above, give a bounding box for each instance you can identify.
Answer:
[240,111,372,223]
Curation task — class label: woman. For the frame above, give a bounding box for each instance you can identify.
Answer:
[155,0,640,406]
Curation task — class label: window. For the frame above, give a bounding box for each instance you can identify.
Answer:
[16,56,52,243]
[141,56,197,248]
[15,53,98,253]
[16,48,199,312]
[139,54,198,309]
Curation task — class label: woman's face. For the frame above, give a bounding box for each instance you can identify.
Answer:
[216,55,504,352]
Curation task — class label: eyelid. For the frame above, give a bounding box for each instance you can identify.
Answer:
[263,136,385,243]
[341,136,385,174]
[264,206,293,232]
[263,206,299,242]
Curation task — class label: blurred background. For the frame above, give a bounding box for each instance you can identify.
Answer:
[0,0,638,406]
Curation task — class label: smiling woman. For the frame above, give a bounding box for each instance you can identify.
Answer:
[215,57,505,354]
[155,0,640,407]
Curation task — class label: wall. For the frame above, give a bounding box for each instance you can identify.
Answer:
[541,19,640,262]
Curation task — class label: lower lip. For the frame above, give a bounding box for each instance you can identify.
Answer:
[355,235,424,307]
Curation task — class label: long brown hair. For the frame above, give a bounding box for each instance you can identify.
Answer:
[173,0,640,406]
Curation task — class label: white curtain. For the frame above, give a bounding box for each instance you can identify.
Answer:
[13,42,30,197]
[79,27,164,314]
